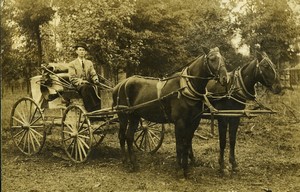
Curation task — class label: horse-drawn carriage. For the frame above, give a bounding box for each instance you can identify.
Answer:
[10,62,165,163]
[10,47,281,176]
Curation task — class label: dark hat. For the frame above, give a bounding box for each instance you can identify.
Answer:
[74,42,88,50]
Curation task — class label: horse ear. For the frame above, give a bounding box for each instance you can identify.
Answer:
[202,46,210,55]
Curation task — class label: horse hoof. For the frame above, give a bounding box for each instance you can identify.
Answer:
[232,166,239,173]
[190,159,201,167]
[128,163,140,172]
[122,158,128,164]
[218,169,225,177]
[183,169,191,179]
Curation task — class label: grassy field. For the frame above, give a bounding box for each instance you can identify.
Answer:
[2,86,300,191]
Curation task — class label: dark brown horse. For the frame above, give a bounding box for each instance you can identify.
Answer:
[112,47,227,177]
[205,51,282,175]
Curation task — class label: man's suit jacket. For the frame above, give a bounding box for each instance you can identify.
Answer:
[68,58,98,87]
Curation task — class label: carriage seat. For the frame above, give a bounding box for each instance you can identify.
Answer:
[45,63,81,100]
[47,63,69,73]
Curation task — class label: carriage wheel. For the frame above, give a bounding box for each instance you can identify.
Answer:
[61,105,92,163]
[92,117,119,148]
[134,120,165,154]
[91,122,106,148]
[10,97,46,155]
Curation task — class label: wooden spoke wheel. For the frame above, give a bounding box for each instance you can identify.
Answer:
[134,120,165,154]
[10,97,46,155]
[91,117,119,148]
[61,105,92,163]
[91,122,107,148]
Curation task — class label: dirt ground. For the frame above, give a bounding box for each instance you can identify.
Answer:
[2,115,300,192]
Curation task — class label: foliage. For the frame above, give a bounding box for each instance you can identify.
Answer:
[237,0,300,68]
[54,0,139,79]
[1,0,300,86]
[13,0,55,65]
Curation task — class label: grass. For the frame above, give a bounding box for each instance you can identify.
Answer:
[256,86,300,124]
[2,89,29,130]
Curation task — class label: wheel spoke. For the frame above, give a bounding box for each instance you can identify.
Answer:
[77,140,83,161]
[138,130,146,149]
[29,125,44,129]
[11,125,23,129]
[21,131,28,151]
[62,130,74,135]
[63,136,73,142]
[77,110,83,129]
[64,122,74,132]
[148,131,158,148]
[74,140,78,160]
[12,116,25,125]
[29,103,38,123]
[30,129,41,148]
[148,129,161,141]
[134,130,144,143]
[78,127,89,134]
[78,134,90,139]
[30,114,42,126]
[78,137,90,149]
[26,130,31,154]
[16,130,27,148]
[30,127,44,138]
[13,129,26,139]
[77,138,88,158]
[67,140,75,156]
[28,131,37,152]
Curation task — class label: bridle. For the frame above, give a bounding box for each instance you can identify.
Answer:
[255,55,277,87]
[182,51,225,81]
[229,54,277,101]
[179,50,226,100]
[205,51,226,81]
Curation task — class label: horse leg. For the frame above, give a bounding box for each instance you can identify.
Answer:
[182,124,198,178]
[188,119,201,166]
[228,117,240,172]
[174,120,184,168]
[118,114,128,164]
[126,115,140,171]
[218,117,228,174]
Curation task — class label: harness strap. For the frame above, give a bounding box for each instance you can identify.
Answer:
[179,68,207,101]
[237,68,256,99]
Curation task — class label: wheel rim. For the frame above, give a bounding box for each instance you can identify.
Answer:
[10,97,46,155]
[134,120,165,154]
[61,105,92,163]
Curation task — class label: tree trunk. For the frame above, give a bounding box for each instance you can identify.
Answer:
[36,25,43,66]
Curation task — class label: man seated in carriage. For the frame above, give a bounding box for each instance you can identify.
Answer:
[68,42,102,112]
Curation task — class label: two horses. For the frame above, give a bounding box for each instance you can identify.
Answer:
[205,51,282,174]
[112,47,227,177]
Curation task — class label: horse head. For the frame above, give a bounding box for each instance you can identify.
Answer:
[202,47,227,86]
[256,52,282,94]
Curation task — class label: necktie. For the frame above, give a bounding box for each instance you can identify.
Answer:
[81,60,85,69]
[81,60,86,78]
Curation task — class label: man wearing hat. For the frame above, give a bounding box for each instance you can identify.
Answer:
[68,42,101,112]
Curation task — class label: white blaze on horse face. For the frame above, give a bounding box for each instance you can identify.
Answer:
[227,73,230,84]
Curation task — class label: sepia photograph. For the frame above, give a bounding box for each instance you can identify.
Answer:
[1,0,300,191]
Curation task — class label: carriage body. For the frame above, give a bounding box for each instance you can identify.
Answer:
[10,63,165,162]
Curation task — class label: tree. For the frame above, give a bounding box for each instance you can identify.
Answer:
[237,0,300,69]
[14,0,55,66]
